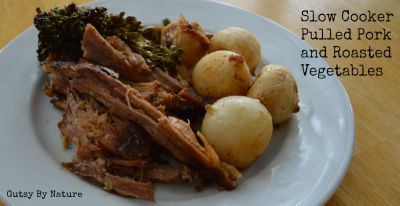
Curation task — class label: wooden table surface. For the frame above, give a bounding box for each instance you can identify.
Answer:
[0,0,399,205]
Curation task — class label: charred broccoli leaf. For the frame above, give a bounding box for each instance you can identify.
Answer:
[34,3,182,72]
[162,18,171,26]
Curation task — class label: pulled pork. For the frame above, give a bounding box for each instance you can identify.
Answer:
[41,23,241,202]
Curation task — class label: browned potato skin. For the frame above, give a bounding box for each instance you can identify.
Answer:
[209,27,261,75]
[247,64,300,125]
[161,17,210,68]
[192,51,251,99]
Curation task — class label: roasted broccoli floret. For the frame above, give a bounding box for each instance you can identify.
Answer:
[34,3,182,72]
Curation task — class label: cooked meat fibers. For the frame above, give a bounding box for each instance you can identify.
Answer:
[81,24,212,108]
[108,162,198,184]
[62,159,155,202]
[63,158,200,202]
[81,24,153,83]
[59,91,203,201]
[59,92,150,159]
[42,61,241,190]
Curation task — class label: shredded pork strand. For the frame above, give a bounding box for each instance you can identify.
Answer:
[125,88,135,111]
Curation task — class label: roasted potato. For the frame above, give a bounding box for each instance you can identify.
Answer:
[247,64,300,124]
[202,96,273,168]
[192,50,251,99]
[161,16,209,68]
[209,27,261,75]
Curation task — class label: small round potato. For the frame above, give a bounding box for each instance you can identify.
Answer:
[161,17,209,68]
[247,64,300,125]
[209,27,261,75]
[202,96,273,168]
[192,51,251,99]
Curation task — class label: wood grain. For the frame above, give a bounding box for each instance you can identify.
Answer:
[0,0,399,205]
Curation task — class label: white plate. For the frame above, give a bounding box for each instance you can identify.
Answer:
[0,0,354,205]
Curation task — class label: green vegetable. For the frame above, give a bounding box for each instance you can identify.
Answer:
[162,18,171,26]
[34,3,182,72]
